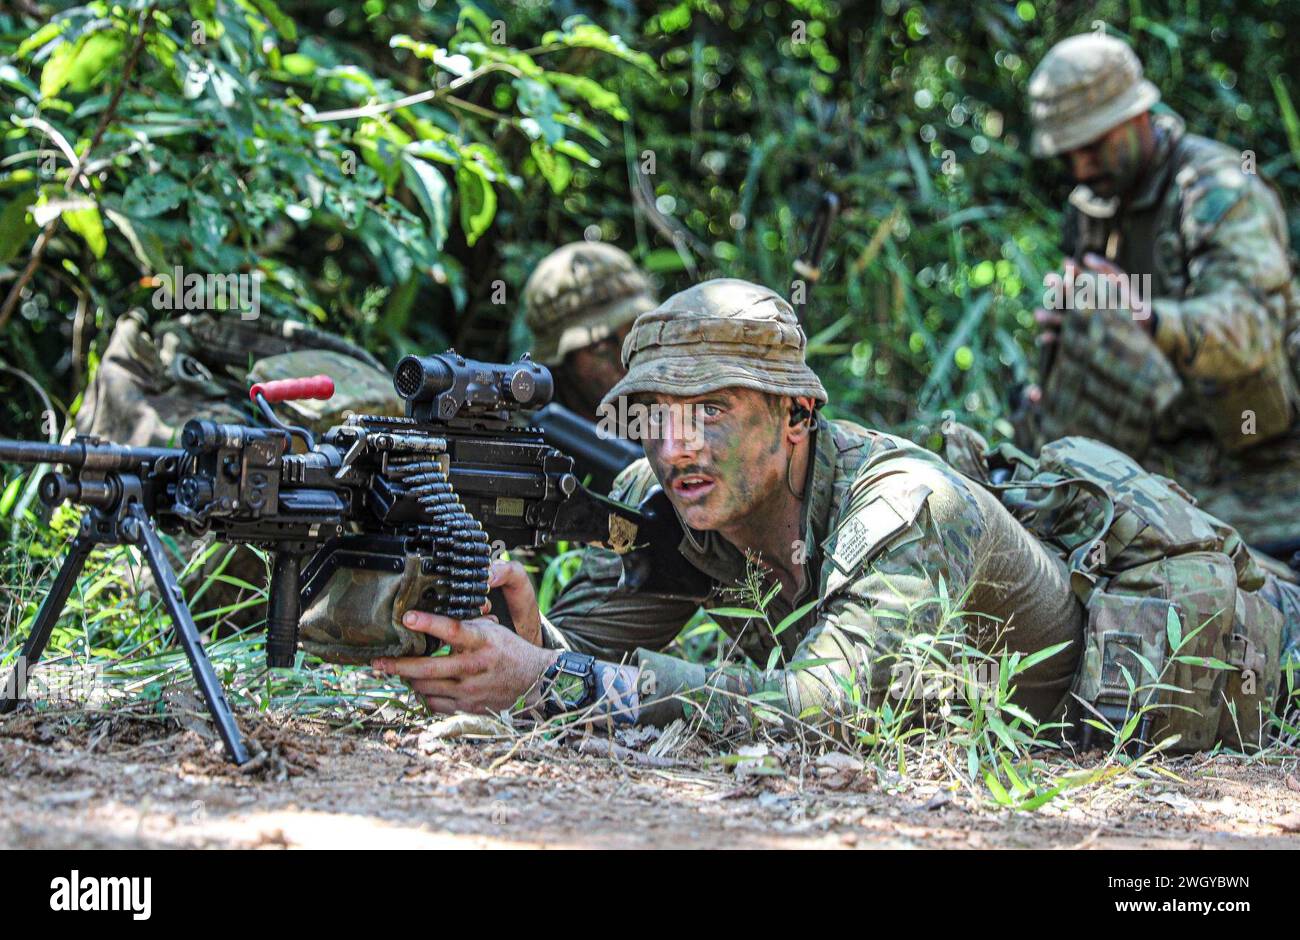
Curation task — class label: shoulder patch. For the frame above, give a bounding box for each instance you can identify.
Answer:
[824,485,932,576]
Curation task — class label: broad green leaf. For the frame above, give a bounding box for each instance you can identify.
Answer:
[529,141,572,195]
[63,201,106,258]
[1000,755,1029,796]
[0,475,25,519]
[541,20,657,73]
[553,138,600,167]
[704,607,764,619]
[985,714,1018,750]
[65,31,125,93]
[0,194,38,265]
[281,53,316,77]
[999,702,1038,726]
[103,207,169,272]
[247,0,299,41]
[19,23,66,59]
[513,78,566,145]
[1011,640,1072,676]
[772,599,819,637]
[457,162,496,245]
[457,3,496,41]
[787,657,837,672]
[547,73,628,120]
[122,174,187,218]
[0,63,39,98]
[401,154,451,250]
[1172,655,1236,670]
[984,770,1011,805]
[1165,605,1182,652]
[40,39,79,98]
[1132,650,1161,682]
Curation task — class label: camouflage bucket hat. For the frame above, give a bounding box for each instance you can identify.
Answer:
[523,241,658,364]
[601,278,828,408]
[1028,34,1160,158]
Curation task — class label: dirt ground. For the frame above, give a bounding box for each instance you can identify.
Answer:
[1,707,1298,850]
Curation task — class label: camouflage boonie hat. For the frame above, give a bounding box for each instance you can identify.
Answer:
[523,242,658,364]
[601,278,828,408]
[1028,34,1160,157]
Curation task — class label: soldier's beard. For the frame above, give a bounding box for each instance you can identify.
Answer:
[1092,125,1146,199]
[1081,173,1118,197]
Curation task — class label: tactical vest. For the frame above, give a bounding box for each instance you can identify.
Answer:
[996,438,1282,751]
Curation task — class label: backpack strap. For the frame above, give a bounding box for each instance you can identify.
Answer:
[983,475,1116,603]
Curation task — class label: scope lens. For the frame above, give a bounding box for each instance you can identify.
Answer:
[394,355,454,401]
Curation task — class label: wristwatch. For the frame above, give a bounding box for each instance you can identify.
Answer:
[540,651,597,716]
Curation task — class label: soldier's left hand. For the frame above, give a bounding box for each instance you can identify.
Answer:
[371,611,560,716]
[1081,252,1152,330]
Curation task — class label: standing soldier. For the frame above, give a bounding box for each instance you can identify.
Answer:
[1019,33,1300,562]
[523,242,658,424]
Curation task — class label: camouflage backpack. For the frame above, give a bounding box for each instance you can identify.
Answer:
[948,428,1283,751]
[77,310,402,447]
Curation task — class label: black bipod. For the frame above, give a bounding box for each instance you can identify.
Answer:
[0,481,250,765]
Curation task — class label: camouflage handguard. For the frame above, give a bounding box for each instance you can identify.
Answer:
[298,552,443,665]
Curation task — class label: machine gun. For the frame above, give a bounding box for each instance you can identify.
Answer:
[0,351,701,765]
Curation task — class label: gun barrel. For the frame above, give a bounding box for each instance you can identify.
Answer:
[0,438,181,470]
[534,403,641,495]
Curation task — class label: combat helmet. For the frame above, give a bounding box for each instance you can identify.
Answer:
[523,242,657,365]
[1028,33,1160,157]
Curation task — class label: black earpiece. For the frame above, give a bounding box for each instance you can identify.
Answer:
[788,404,812,427]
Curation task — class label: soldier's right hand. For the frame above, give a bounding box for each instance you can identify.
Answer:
[483,560,543,646]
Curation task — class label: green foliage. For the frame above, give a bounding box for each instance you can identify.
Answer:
[0,0,645,434]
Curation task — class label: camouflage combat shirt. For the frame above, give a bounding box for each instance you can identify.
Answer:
[1036,111,1300,548]
[541,417,1085,729]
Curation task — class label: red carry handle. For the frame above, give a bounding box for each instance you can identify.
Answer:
[249,375,335,403]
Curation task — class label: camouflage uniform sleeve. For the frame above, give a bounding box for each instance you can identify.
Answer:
[1151,166,1294,381]
[540,458,701,661]
[636,462,987,731]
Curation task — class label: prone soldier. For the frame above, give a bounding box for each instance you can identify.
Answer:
[523,241,658,423]
[369,279,1300,749]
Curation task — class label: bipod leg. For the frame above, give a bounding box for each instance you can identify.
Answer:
[129,506,250,765]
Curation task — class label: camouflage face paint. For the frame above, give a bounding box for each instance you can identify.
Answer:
[642,388,789,533]
[1096,122,1145,196]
